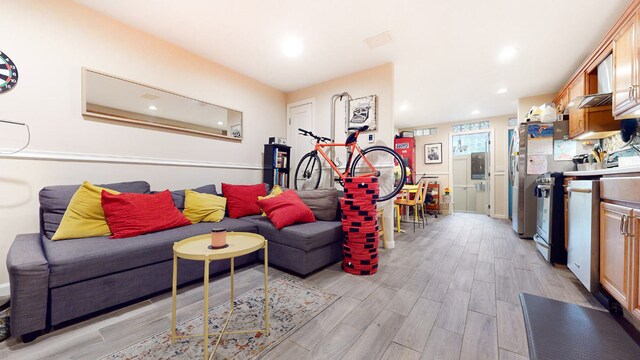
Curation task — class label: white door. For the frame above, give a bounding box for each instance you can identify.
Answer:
[287,101,314,172]
[453,157,468,212]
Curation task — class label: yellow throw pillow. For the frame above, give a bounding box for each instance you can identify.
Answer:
[52,181,120,240]
[258,185,284,216]
[183,189,227,223]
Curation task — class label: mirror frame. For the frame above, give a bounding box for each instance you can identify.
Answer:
[81,67,243,141]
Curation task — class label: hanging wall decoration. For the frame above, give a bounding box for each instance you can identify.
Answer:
[0,51,18,94]
[347,95,377,132]
[424,143,443,164]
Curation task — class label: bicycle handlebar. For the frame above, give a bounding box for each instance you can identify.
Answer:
[298,128,332,142]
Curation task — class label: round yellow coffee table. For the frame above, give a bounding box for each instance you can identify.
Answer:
[170,232,269,360]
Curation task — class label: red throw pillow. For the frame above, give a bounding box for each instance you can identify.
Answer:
[222,183,267,218]
[101,190,192,239]
[256,190,316,229]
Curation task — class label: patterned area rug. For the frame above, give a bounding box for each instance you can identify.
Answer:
[101,276,337,360]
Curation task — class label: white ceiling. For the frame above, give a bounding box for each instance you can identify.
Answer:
[75,0,631,128]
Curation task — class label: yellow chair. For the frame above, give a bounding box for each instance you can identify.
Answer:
[394,179,428,232]
[394,204,401,233]
[376,208,388,248]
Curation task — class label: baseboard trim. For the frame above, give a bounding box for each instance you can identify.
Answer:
[0,283,9,298]
[0,149,262,170]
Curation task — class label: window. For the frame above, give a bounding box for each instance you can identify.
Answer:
[411,127,438,137]
[452,132,489,155]
[452,121,490,133]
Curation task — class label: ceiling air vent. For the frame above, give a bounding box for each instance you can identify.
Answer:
[363,31,392,49]
[141,93,159,100]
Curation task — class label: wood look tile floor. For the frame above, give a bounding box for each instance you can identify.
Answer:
[0,213,605,360]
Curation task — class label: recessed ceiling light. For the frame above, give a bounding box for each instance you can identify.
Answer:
[281,36,303,57]
[498,46,518,62]
[472,110,480,115]
[497,88,508,94]
[217,121,224,125]
[148,105,157,111]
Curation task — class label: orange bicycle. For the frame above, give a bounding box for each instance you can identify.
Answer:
[294,125,406,202]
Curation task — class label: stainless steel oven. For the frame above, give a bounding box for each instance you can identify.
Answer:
[534,172,567,264]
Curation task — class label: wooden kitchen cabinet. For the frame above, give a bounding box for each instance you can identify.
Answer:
[554,89,570,115]
[600,202,633,309]
[632,209,640,322]
[568,74,586,138]
[613,14,638,117]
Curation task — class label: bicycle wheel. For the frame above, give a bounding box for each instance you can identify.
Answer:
[294,152,322,190]
[350,146,406,202]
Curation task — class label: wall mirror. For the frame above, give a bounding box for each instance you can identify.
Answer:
[82,68,243,140]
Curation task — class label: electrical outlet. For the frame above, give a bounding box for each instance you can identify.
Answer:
[368,134,375,143]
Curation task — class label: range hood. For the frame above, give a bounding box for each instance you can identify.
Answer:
[575,92,612,109]
[572,54,613,109]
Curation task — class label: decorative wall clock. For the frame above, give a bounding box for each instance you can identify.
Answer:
[0,51,18,94]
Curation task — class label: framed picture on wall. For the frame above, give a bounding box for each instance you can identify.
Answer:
[424,143,442,164]
[230,124,242,138]
[347,95,377,132]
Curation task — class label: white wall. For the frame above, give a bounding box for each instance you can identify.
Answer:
[286,63,397,247]
[0,0,287,284]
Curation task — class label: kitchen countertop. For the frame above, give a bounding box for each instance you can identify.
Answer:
[564,165,640,176]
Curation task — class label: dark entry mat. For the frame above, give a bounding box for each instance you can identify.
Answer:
[520,293,640,360]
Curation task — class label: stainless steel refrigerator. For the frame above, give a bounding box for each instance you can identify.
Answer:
[510,122,574,238]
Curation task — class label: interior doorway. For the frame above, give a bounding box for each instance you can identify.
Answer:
[451,132,490,214]
[287,100,314,172]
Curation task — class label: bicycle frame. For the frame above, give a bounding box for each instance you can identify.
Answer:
[313,141,378,181]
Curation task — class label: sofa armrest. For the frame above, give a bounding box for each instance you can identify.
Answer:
[6,233,50,338]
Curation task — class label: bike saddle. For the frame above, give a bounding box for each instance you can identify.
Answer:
[348,125,369,132]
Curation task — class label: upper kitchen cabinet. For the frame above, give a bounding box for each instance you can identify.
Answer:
[565,67,618,139]
[554,1,640,137]
[613,15,638,117]
[554,89,570,115]
[568,74,586,138]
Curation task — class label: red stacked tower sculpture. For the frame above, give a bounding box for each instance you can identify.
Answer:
[340,177,380,275]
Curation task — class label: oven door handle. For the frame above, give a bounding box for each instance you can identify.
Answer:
[567,187,591,193]
[537,184,551,190]
[533,234,549,249]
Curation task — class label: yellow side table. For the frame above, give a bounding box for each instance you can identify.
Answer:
[171,232,269,360]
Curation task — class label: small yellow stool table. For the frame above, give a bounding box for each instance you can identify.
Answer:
[171,232,269,360]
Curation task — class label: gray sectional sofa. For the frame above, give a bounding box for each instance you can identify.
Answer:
[6,181,343,341]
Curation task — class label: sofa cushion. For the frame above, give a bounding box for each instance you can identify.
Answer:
[171,184,217,211]
[183,189,226,223]
[42,218,257,288]
[295,188,338,221]
[222,183,267,218]
[257,190,315,229]
[52,181,121,240]
[102,190,192,239]
[40,181,151,239]
[258,185,284,216]
[241,216,341,252]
